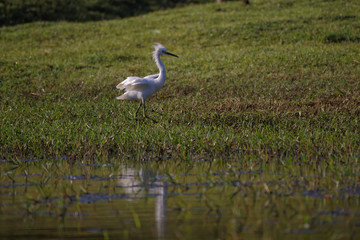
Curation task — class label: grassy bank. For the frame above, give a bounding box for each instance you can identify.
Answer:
[0,0,214,26]
[1,0,359,162]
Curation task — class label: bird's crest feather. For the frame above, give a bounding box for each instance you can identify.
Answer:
[153,43,165,51]
[152,43,166,64]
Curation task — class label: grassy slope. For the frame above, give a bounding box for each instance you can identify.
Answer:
[0,0,359,161]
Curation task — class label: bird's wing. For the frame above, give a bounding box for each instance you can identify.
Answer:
[116,77,149,91]
[143,74,159,80]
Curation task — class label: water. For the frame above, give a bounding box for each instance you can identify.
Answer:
[0,158,359,239]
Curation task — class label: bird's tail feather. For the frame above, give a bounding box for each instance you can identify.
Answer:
[116,83,125,90]
[116,95,127,100]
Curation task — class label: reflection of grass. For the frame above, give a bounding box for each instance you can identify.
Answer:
[0,0,360,163]
[1,158,358,239]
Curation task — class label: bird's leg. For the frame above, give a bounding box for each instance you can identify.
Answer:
[134,101,142,118]
[142,100,146,118]
[143,101,157,123]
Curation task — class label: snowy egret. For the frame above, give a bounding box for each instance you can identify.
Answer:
[116,43,178,122]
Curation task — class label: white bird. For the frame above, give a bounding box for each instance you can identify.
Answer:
[116,43,178,122]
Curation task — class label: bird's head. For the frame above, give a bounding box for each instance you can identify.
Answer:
[153,43,178,58]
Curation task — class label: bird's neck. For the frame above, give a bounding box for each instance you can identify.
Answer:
[154,54,166,81]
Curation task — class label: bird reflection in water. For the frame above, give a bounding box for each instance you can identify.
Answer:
[118,167,167,239]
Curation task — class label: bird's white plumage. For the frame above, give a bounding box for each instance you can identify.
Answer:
[116,43,178,120]
[143,74,159,80]
[116,77,149,90]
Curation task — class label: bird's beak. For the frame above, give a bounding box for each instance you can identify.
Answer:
[164,51,178,57]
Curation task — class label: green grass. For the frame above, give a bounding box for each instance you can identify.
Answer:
[0,0,360,162]
[1,2,359,237]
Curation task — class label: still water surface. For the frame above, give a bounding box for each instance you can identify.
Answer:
[0,158,359,239]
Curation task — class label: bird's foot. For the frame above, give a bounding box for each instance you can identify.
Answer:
[144,114,158,123]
